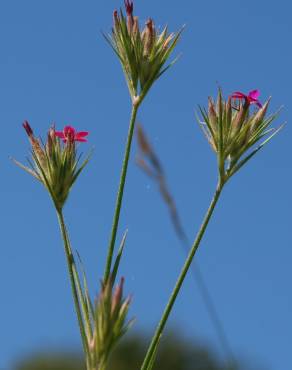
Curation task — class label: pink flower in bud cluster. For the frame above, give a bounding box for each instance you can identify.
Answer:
[55,125,89,143]
[231,89,262,108]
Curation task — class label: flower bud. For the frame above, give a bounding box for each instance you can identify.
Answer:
[208,97,217,132]
[132,16,139,37]
[113,10,119,29]
[143,19,155,57]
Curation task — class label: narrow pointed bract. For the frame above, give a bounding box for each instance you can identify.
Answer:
[197,89,283,182]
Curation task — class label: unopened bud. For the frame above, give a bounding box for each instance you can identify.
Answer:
[226,96,232,125]
[132,16,139,37]
[208,97,217,132]
[113,10,119,29]
[124,0,133,17]
[111,277,124,315]
[232,103,249,132]
[22,122,47,169]
[248,98,270,136]
[23,121,34,137]
[143,19,155,56]
[124,0,134,34]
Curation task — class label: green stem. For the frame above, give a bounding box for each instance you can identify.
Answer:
[141,180,224,370]
[104,103,139,282]
[56,209,90,366]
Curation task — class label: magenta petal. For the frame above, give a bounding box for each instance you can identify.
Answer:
[63,126,76,136]
[255,101,263,108]
[55,131,65,139]
[248,89,260,100]
[76,131,89,137]
[231,92,246,99]
[75,138,87,142]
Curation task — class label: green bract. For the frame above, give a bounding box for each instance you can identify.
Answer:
[197,90,283,182]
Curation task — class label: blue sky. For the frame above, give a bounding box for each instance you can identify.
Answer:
[0,0,291,369]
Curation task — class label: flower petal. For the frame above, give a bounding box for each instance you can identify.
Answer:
[248,89,260,100]
[75,137,87,142]
[76,131,89,138]
[55,131,65,139]
[231,91,246,99]
[63,126,76,136]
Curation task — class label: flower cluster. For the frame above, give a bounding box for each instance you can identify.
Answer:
[106,0,182,101]
[89,277,132,369]
[197,89,282,181]
[15,122,90,209]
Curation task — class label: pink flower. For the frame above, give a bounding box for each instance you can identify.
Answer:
[231,89,262,108]
[124,0,133,16]
[55,126,89,143]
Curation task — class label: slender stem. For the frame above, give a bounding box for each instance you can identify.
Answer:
[141,180,224,370]
[56,209,90,365]
[104,103,139,282]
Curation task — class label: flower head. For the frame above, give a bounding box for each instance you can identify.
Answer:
[106,1,182,101]
[14,122,91,209]
[55,125,89,143]
[197,89,282,182]
[89,277,132,367]
[231,89,262,108]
